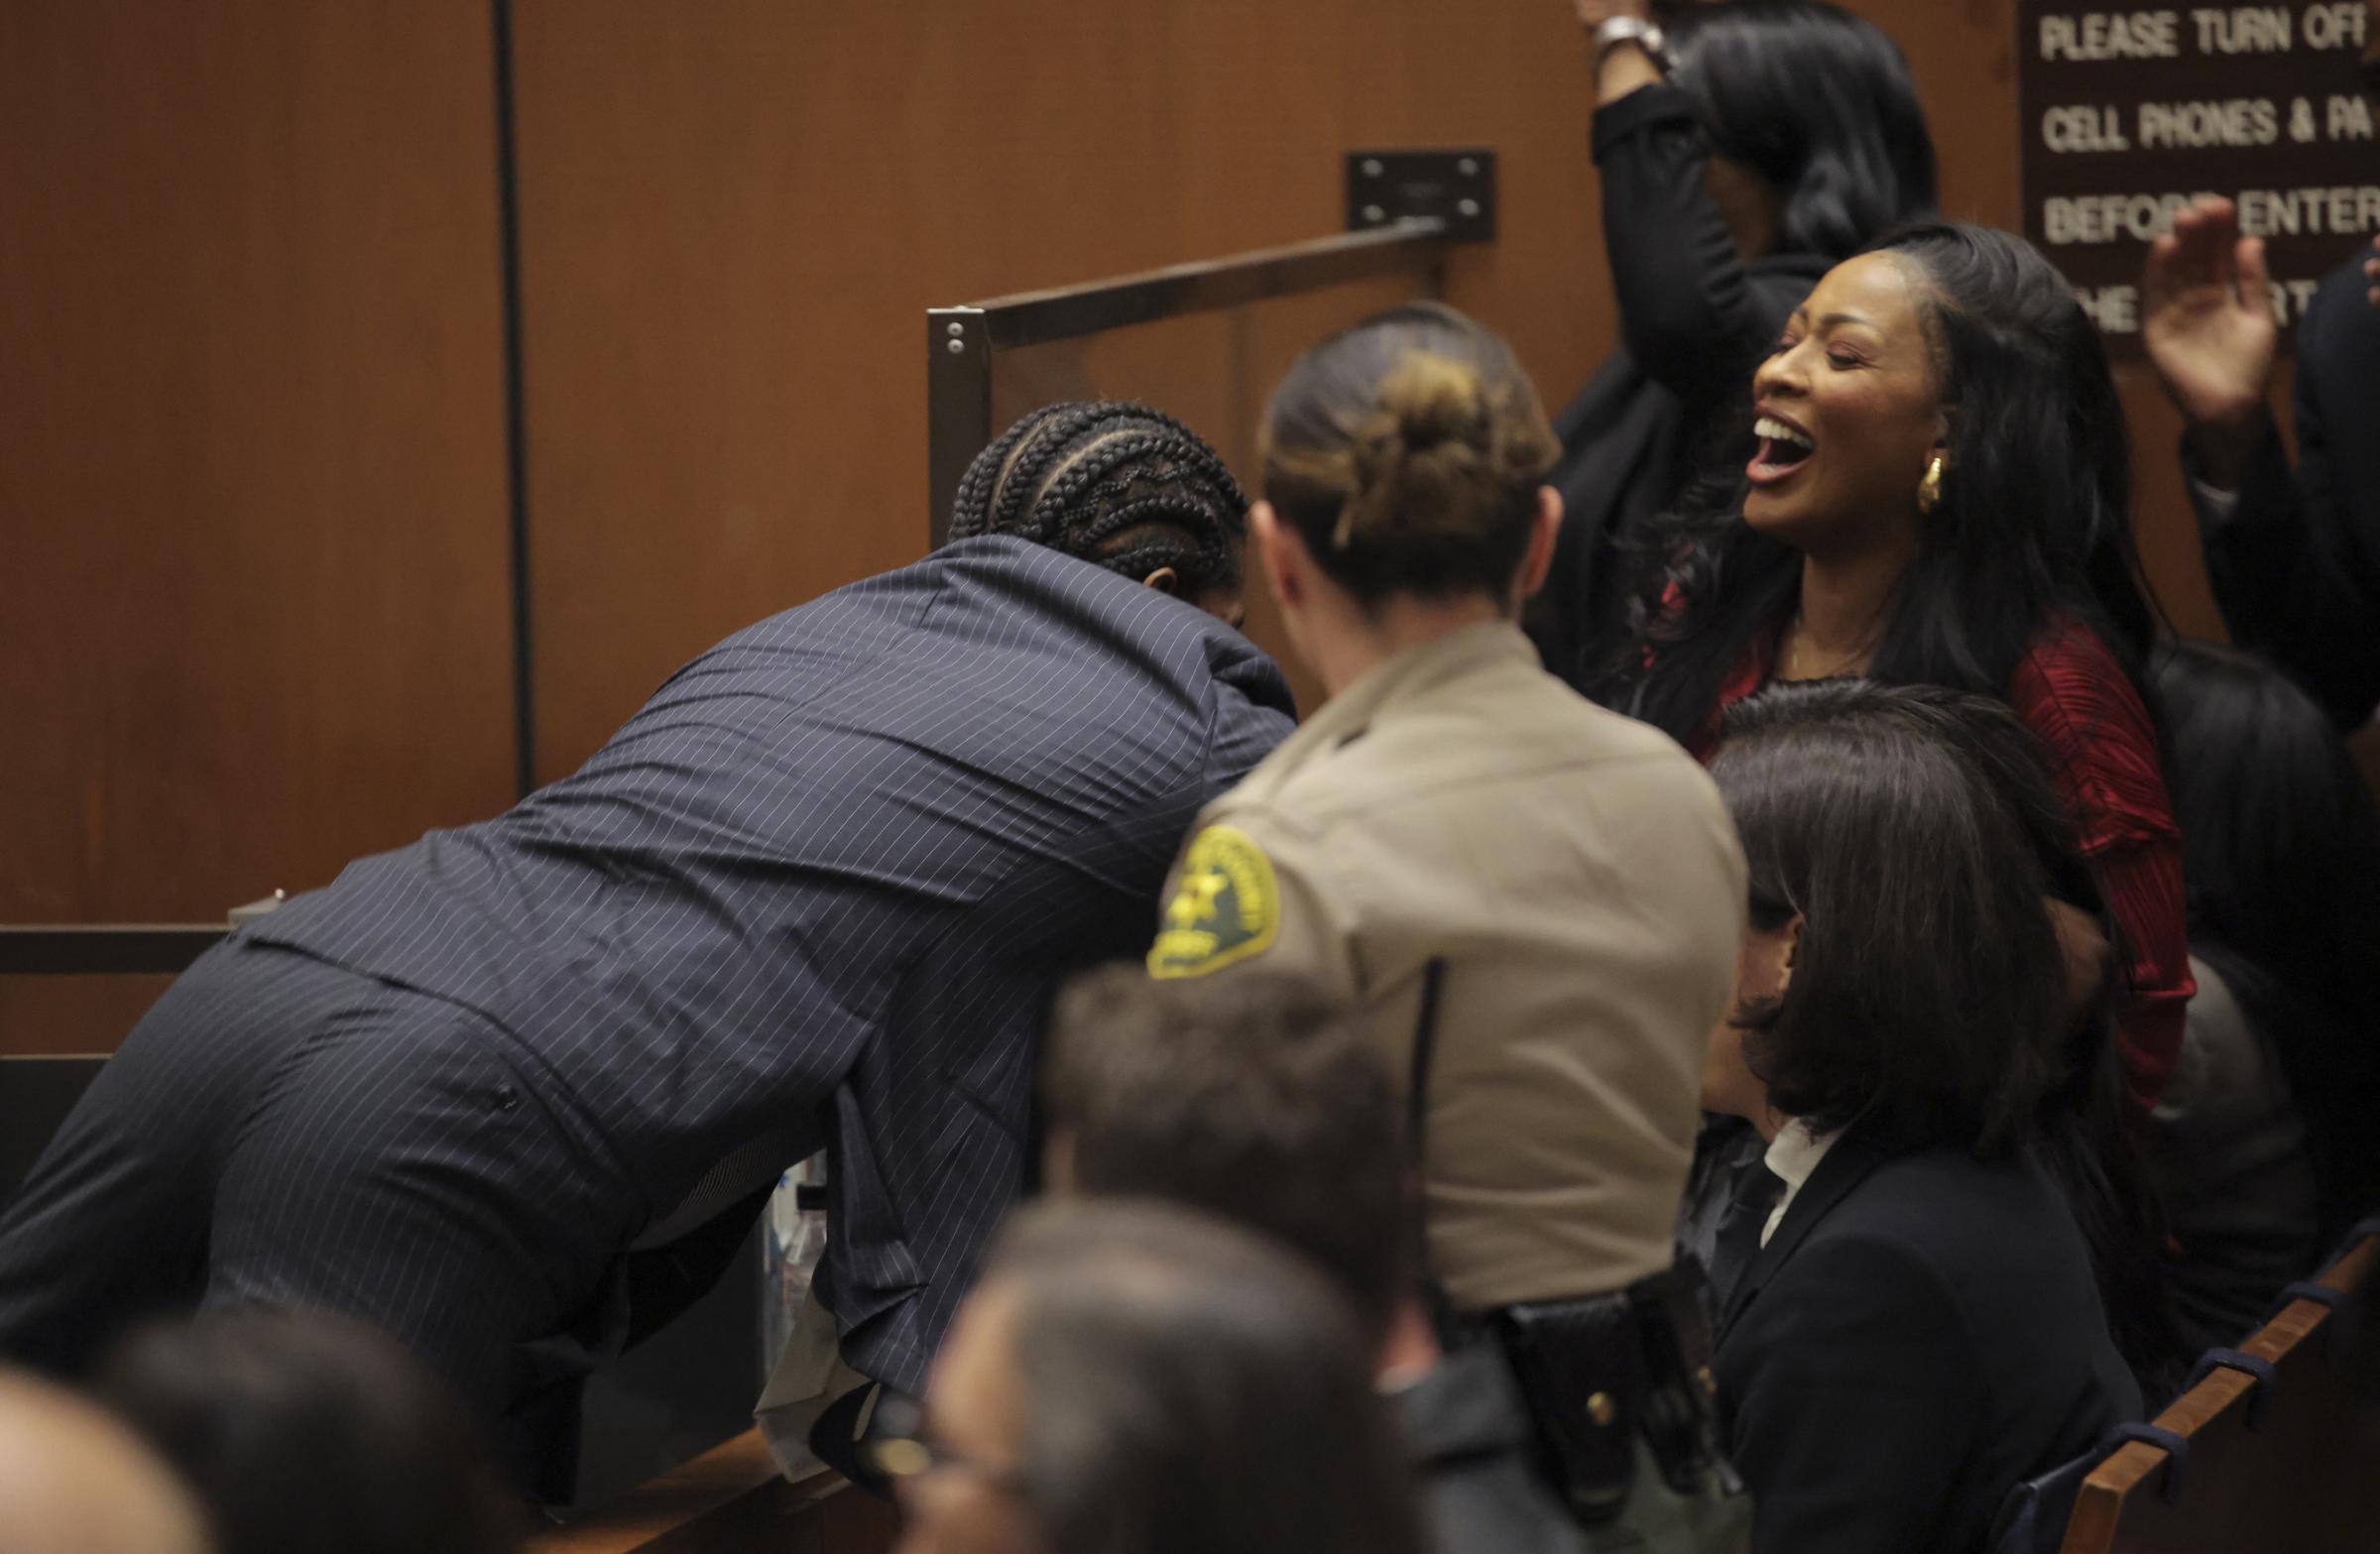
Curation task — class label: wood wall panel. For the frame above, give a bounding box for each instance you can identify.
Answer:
[514,0,2255,780]
[0,1,516,1050]
[0,981,178,1060]
[509,0,1613,772]
[0,1,2327,1052]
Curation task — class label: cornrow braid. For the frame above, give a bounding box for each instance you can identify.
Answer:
[947,401,1249,600]
[990,403,1121,546]
[949,408,1063,543]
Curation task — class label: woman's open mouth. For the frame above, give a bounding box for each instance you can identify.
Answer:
[1748,414,1816,486]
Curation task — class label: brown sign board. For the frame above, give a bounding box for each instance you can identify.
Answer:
[2018,2,2377,356]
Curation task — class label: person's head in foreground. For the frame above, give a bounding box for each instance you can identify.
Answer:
[0,1366,210,1554]
[885,1199,1429,1554]
[1622,221,2155,732]
[97,1306,519,1554]
[1041,965,1412,1360]
[948,400,1253,626]
[1255,300,1562,686]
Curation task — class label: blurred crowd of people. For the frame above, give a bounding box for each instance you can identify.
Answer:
[4,3,2378,1553]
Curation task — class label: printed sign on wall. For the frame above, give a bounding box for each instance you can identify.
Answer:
[2018,2,2376,354]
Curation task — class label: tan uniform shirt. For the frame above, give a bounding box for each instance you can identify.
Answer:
[1149,622,1746,1309]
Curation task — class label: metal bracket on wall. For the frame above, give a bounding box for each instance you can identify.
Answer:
[1346,149,1496,243]
[925,147,1498,547]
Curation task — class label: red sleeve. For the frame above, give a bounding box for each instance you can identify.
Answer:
[2006,628,2195,1111]
[1685,614,1780,761]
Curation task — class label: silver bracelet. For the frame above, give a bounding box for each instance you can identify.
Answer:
[1593,16,1671,71]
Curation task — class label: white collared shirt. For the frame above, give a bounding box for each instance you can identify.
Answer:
[1759,1122,1843,1248]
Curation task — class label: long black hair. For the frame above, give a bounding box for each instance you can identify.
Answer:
[1609,222,2157,738]
[2156,640,2380,1231]
[1665,0,1938,262]
[949,401,1249,599]
[1715,679,2183,1392]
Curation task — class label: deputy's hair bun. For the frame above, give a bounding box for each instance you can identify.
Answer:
[1258,301,1560,591]
[1338,352,1500,548]
[1375,352,1486,451]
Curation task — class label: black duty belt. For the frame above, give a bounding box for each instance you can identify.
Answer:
[1406,955,1740,1527]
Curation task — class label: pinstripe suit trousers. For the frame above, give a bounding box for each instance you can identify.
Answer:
[0,938,640,1419]
[0,538,1297,1424]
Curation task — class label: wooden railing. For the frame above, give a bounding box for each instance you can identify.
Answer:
[530,1430,896,1554]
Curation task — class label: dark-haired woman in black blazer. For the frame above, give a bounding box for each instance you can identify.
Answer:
[1697,680,2142,1554]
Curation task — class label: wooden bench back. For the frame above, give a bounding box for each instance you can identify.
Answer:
[2056,1233,2379,1554]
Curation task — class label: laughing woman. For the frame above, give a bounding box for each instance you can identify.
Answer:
[1606,222,2193,1110]
[1534,1,1937,690]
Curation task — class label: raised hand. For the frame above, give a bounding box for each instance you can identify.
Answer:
[2142,196,2278,432]
[2141,197,2279,485]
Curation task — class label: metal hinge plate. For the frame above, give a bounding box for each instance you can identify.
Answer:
[1346,149,1496,242]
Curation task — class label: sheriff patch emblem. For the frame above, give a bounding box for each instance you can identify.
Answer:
[1147,825,1279,979]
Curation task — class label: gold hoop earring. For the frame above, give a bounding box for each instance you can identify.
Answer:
[1916,455,1946,516]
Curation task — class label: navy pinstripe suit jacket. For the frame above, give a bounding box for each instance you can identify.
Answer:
[247,536,1296,1390]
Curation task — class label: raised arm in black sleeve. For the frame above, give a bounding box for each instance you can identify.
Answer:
[1531,87,1826,691]
[1594,84,1781,407]
[2190,257,2380,727]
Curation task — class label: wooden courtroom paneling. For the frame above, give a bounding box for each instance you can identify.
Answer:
[507,0,1614,771]
[0,0,2287,1054]
[0,2,517,1051]
[0,980,180,1063]
[0,3,2322,1049]
[512,0,2246,781]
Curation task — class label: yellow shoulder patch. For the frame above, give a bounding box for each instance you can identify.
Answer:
[1147,824,1280,979]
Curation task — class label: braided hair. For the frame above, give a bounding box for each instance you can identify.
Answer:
[948,402,1248,599]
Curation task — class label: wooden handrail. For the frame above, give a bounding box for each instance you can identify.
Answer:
[529,1430,894,1554]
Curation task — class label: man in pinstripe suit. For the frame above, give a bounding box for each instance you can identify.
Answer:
[0,403,1293,1476]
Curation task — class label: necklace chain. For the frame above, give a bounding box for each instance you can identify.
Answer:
[1778,615,1872,681]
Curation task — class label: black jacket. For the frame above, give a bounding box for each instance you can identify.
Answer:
[1714,1130,2141,1554]
[1398,1344,1586,1554]
[2186,247,2380,726]
[1530,85,1828,692]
